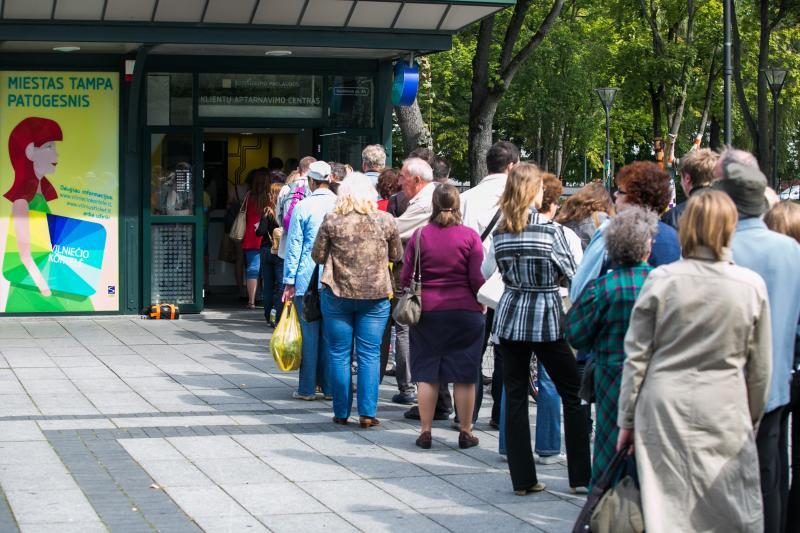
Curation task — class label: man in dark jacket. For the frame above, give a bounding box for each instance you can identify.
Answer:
[661,148,719,229]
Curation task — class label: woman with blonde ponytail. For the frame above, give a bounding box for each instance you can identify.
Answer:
[485,162,591,496]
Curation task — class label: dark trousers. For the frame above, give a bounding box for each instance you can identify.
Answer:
[499,338,591,490]
[788,372,800,533]
[757,405,790,533]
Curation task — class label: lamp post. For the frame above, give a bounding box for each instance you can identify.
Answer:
[595,88,618,190]
[723,0,732,145]
[763,67,788,190]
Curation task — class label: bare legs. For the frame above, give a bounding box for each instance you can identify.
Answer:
[418,382,475,434]
[246,278,259,307]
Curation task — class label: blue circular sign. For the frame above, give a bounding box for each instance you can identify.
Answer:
[392,62,419,107]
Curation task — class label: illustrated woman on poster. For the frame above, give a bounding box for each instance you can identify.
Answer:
[4,117,62,297]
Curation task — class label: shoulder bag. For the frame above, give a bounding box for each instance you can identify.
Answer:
[301,265,322,323]
[229,192,249,243]
[392,227,423,326]
[477,209,504,308]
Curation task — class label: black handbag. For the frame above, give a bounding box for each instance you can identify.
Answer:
[302,265,322,322]
[573,444,633,532]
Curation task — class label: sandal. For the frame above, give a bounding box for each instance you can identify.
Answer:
[359,416,381,429]
[514,482,546,496]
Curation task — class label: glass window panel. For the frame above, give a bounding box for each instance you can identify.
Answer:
[147,73,192,126]
[150,224,195,305]
[323,133,370,169]
[150,134,194,216]
[198,74,322,119]
[327,76,374,128]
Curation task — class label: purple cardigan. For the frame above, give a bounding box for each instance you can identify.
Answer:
[400,223,485,312]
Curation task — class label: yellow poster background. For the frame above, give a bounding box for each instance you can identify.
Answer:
[0,71,119,312]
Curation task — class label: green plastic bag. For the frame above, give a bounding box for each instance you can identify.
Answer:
[270,301,303,372]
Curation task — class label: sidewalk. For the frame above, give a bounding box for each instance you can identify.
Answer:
[0,311,582,532]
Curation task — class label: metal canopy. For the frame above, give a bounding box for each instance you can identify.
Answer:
[0,0,513,58]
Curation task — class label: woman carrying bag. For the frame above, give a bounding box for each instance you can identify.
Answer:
[400,184,485,450]
[616,191,771,533]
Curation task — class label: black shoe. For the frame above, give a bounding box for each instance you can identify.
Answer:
[489,418,500,430]
[392,392,417,405]
[385,367,396,377]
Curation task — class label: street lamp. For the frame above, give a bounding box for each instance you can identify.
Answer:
[763,67,788,190]
[595,88,618,190]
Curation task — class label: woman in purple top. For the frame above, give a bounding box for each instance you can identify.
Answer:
[401,184,486,450]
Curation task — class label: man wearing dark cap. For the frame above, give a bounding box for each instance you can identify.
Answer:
[714,150,800,533]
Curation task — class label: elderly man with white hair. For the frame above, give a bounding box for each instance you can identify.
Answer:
[713,146,800,533]
[361,144,387,188]
[396,157,437,241]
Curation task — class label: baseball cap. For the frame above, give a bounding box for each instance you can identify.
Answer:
[712,162,769,217]
[307,161,332,182]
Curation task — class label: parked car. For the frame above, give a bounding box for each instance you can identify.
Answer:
[780,185,799,201]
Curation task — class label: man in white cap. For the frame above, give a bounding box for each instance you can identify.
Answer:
[282,160,337,401]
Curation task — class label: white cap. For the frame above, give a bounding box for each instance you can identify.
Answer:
[307,161,332,182]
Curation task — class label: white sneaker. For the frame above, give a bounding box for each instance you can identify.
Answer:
[534,453,565,465]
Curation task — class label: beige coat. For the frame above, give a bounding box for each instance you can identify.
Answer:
[618,247,771,533]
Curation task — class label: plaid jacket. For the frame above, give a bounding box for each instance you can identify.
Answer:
[492,210,577,343]
[565,263,652,363]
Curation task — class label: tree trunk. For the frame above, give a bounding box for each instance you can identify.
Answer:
[649,83,663,140]
[695,52,719,148]
[468,97,499,184]
[394,99,432,158]
[467,0,565,185]
[731,1,759,150]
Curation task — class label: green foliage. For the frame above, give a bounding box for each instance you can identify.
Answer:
[412,0,800,186]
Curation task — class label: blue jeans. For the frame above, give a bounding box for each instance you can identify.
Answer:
[535,362,562,456]
[294,295,330,397]
[498,363,562,456]
[261,250,284,321]
[321,288,390,419]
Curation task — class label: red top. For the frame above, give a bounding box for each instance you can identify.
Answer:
[240,193,264,250]
[377,198,389,212]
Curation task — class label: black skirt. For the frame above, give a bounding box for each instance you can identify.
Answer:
[409,310,485,384]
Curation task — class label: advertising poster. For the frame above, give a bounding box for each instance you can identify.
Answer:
[0,71,119,313]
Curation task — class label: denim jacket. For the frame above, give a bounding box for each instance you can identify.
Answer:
[282,188,337,296]
[732,217,800,412]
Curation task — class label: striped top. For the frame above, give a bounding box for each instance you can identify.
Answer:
[490,209,577,342]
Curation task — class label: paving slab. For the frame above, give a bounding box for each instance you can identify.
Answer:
[0,314,583,532]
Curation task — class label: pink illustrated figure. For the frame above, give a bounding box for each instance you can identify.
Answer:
[4,117,63,296]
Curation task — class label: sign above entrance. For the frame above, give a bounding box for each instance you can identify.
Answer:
[198,74,323,119]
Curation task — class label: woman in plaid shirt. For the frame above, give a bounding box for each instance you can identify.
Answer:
[565,206,657,488]
[486,162,592,495]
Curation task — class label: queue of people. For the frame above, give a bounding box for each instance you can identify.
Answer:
[248,140,799,532]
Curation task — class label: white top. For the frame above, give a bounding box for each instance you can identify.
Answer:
[397,182,437,243]
[460,173,508,255]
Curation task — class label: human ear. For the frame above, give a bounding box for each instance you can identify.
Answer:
[24,142,35,162]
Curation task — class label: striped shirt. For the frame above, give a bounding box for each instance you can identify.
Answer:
[490,210,577,342]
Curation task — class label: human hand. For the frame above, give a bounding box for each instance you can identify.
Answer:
[282,285,295,302]
[616,427,634,455]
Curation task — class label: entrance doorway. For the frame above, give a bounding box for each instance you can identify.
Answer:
[203,128,312,310]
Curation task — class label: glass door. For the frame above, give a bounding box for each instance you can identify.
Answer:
[143,128,204,313]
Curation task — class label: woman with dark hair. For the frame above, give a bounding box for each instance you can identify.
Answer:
[376,169,401,212]
[617,191,770,532]
[241,168,270,309]
[256,177,285,325]
[570,161,680,302]
[3,117,69,304]
[401,184,485,449]
[555,181,614,250]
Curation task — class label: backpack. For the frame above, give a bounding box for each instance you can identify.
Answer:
[281,180,309,231]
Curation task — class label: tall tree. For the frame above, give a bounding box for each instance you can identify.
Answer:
[468,0,565,184]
